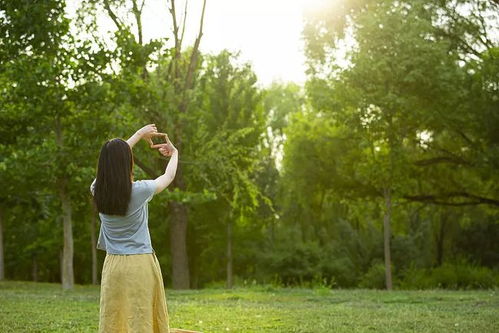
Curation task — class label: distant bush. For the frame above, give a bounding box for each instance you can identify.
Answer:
[359,262,386,289]
[260,240,360,288]
[400,262,499,289]
[263,241,323,285]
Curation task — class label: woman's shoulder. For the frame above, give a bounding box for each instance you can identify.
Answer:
[131,179,156,202]
[132,179,155,188]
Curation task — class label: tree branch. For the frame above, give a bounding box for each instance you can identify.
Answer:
[414,156,471,167]
[181,0,206,106]
[103,0,123,31]
[131,0,145,45]
[167,0,182,81]
[179,0,189,50]
[403,192,499,207]
[470,5,495,50]
[168,0,180,49]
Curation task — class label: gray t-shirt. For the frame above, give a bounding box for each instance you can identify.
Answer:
[90,178,157,255]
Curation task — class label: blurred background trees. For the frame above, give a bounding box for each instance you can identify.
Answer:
[0,0,497,289]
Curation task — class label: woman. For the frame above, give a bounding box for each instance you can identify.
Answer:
[90,124,178,333]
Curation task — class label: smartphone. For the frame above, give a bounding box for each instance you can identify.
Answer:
[151,134,168,145]
[149,133,170,148]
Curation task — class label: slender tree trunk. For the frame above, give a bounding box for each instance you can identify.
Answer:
[90,198,98,285]
[169,201,189,289]
[32,255,38,282]
[190,225,199,289]
[55,116,74,290]
[268,218,275,248]
[383,187,393,290]
[300,216,307,243]
[226,219,233,289]
[0,206,4,281]
[436,211,447,267]
[59,177,74,289]
[164,0,206,290]
[59,249,63,283]
[169,165,190,289]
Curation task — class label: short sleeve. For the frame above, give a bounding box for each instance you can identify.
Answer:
[136,179,157,203]
[90,178,96,196]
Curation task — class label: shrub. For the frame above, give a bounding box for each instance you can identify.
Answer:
[264,241,323,285]
[400,262,499,289]
[260,240,359,288]
[359,262,386,289]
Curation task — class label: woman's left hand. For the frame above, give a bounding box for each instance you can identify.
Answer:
[136,124,158,140]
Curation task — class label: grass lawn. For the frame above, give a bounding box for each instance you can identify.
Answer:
[0,281,498,332]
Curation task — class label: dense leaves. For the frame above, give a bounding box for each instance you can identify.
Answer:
[0,0,497,289]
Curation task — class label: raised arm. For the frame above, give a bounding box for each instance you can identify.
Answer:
[153,139,178,194]
[127,124,158,149]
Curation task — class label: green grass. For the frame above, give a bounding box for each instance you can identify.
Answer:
[0,281,498,332]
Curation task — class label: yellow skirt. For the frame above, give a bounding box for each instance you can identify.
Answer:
[99,253,170,333]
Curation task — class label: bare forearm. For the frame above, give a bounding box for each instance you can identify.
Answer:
[128,124,158,149]
[153,150,178,193]
[164,150,178,181]
[126,131,142,149]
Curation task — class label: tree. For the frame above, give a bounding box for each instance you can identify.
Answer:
[91,0,207,289]
[0,0,76,288]
[302,0,499,288]
[194,51,265,287]
[1,0,116,288]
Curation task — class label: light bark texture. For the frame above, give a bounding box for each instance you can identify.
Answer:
[383,187,393,290]
[169,199,190,289]
[59,177,74,290]
[226,220,233,289]
[55,117,74,290]
[0,207,4,281]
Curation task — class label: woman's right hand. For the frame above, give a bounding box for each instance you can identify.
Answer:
[136,124,158,140]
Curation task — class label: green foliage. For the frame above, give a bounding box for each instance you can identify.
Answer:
[291,0,499,290]
[401,262,499,290]
[1,0,498,292]
[359,262,386,289]
[263,240,324,286]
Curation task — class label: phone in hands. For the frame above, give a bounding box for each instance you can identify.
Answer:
[149,133,169,148]
[148,133,175,156]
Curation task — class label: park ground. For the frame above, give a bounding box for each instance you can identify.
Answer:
[0,281,498,332]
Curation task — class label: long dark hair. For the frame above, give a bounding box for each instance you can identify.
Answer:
[94,138,133,215]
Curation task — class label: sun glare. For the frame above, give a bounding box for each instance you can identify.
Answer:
[67,0,329,85]
[298,0,331,11]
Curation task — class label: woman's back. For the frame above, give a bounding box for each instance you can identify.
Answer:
[91,179,157,255]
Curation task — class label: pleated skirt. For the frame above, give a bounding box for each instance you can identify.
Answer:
[99,252,170,333]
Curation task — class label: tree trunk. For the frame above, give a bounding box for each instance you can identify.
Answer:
[435,211,447,267]
[164,0,206,290]
[190,225,199,289]
[59,177,74,290]
[55,116,74,289]
[383,187,393,290]
[169,164,190,289]
[90,198,98,285]
[268,218,275,248]
[169,201,189,289]
[32,255,38,282]
[226,219,233,289]
[0,206,4,281]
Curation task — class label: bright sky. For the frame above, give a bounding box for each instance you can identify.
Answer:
[67,0,327,86]
[169,0,309,86]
